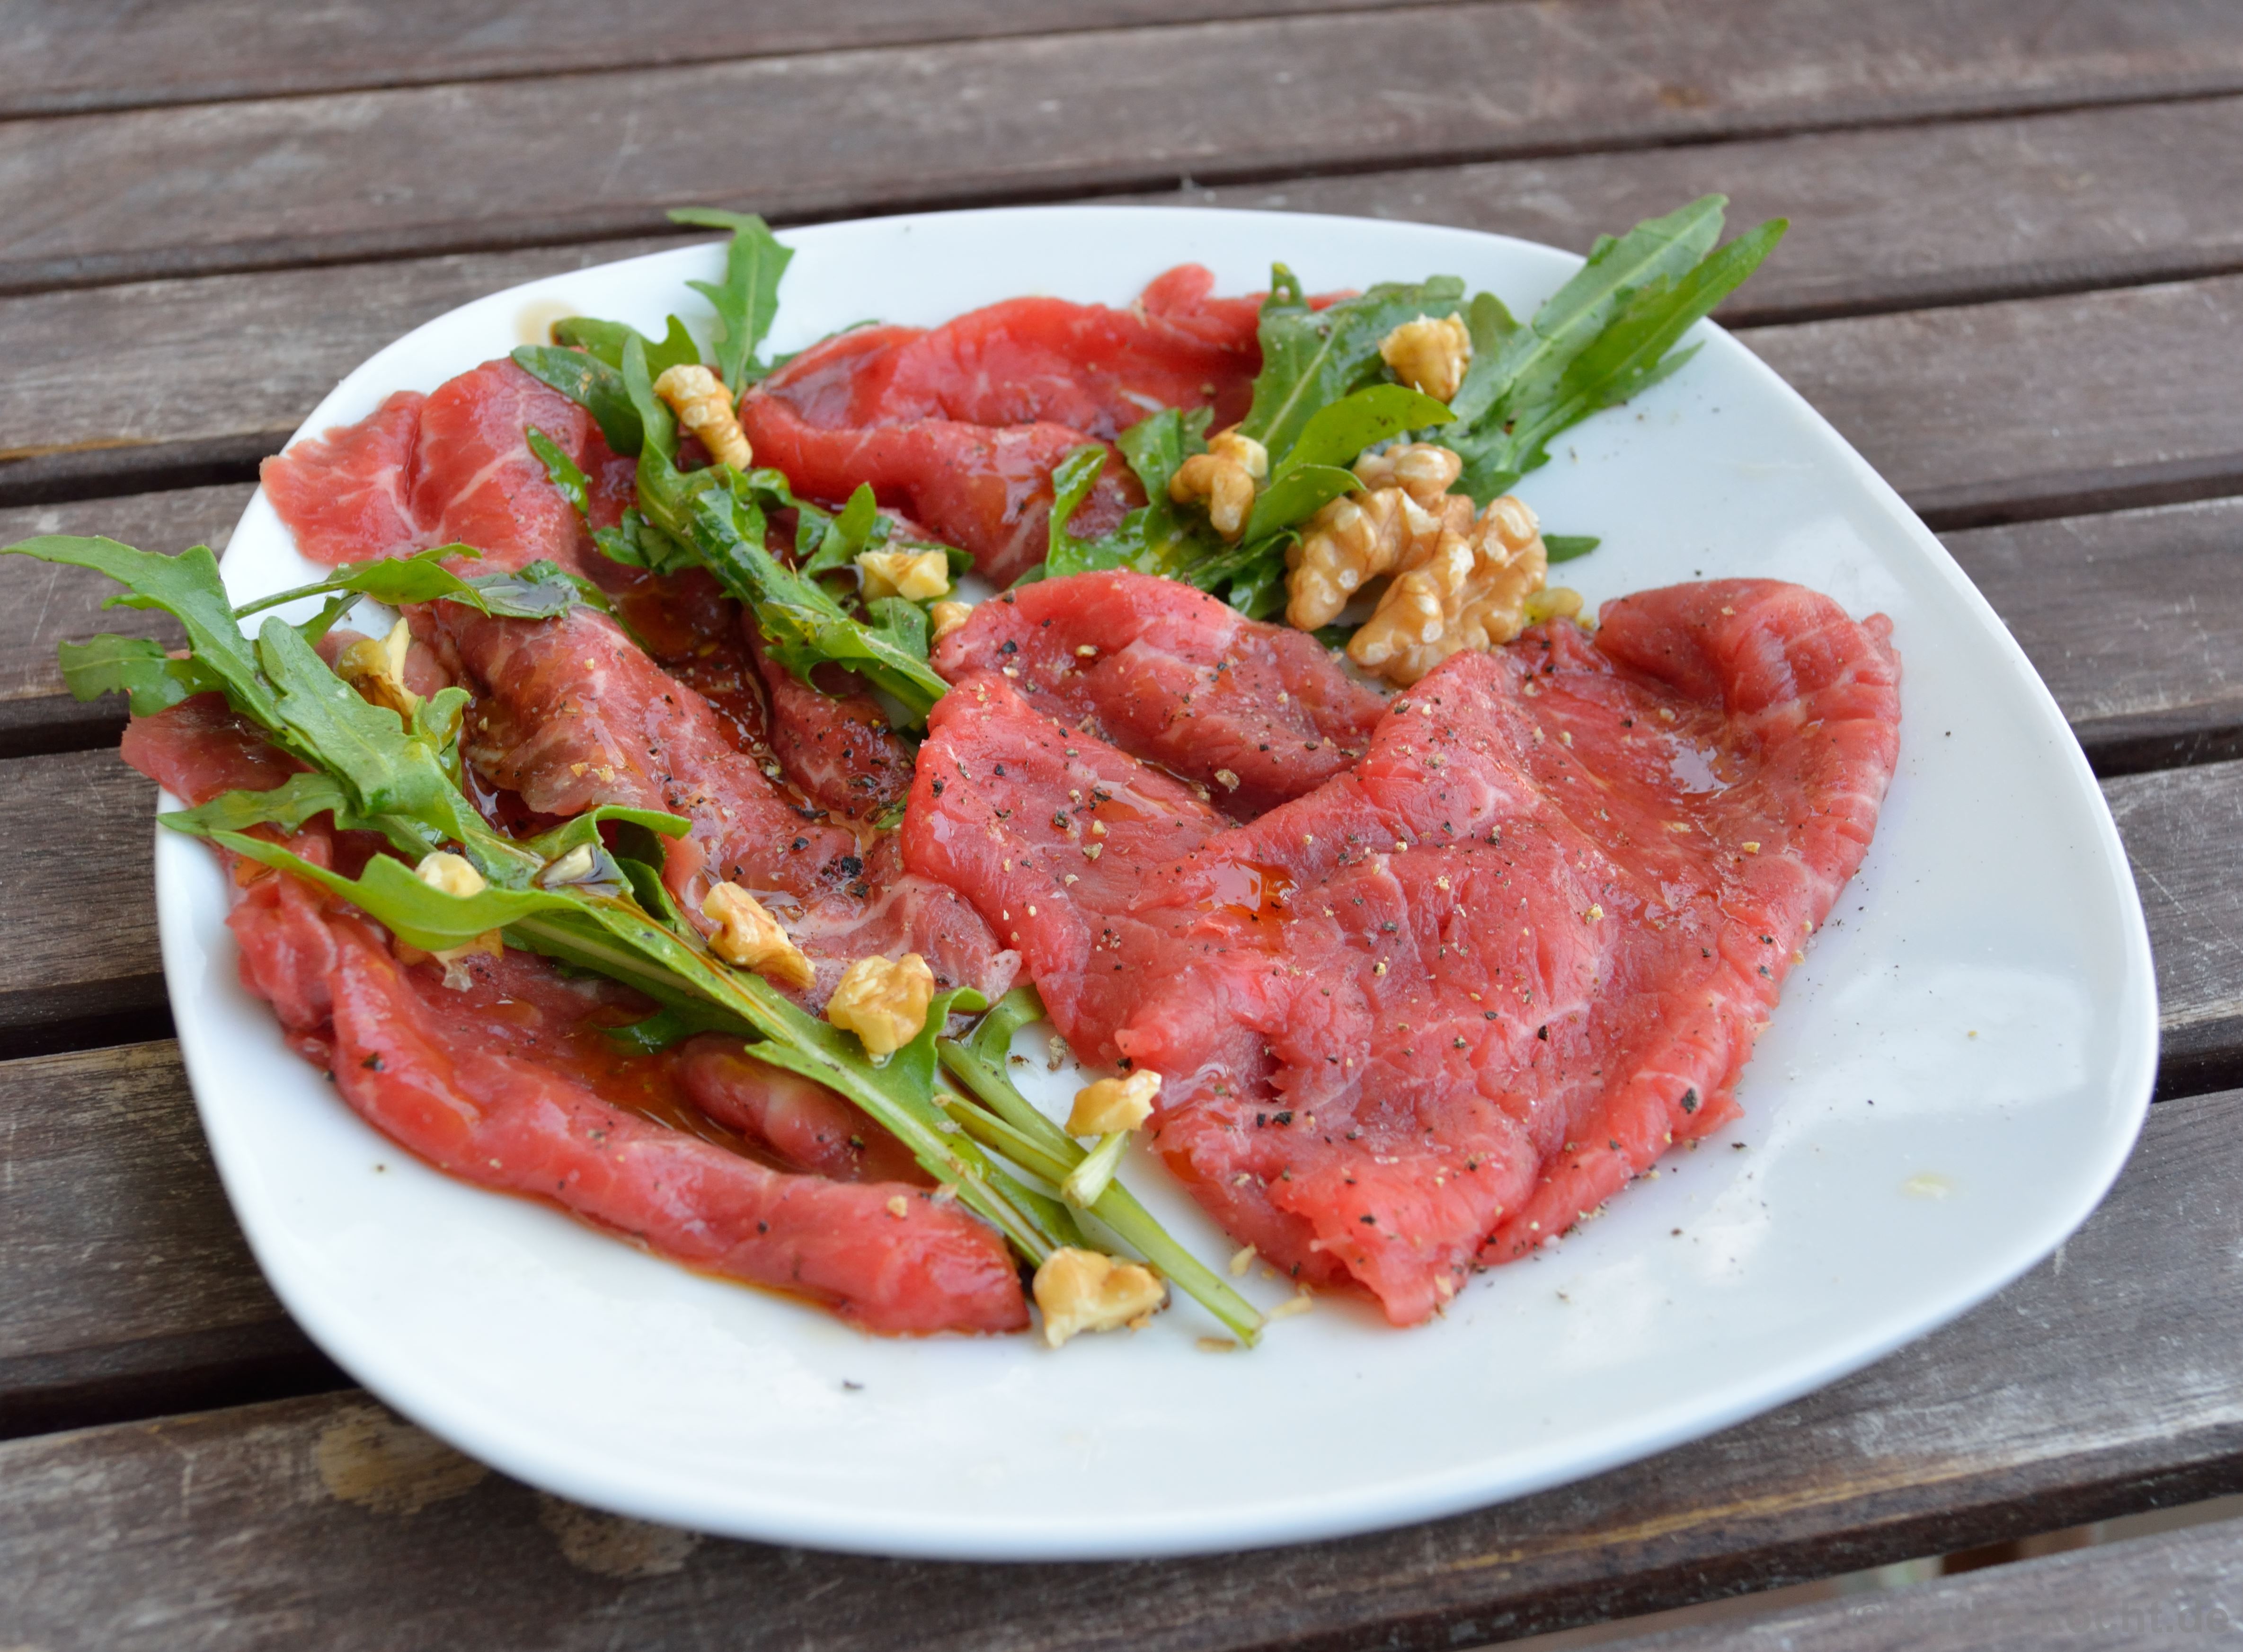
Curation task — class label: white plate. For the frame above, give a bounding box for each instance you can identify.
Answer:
[157,206,2156,1560]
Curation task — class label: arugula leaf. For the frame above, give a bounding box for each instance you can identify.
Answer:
[525,428,590,518]
[797,482,883,576]
[667,208,794,389]
[163,771,365,837]
[1465,195,1727,434]
[56,633,216,716]
[1544,534,1601,564]
[510,345,643,456]
[1238,272,1467,460]
[233,544,488,619]
[1446,290,1521,424]
[1275,384,1454,479]
[1116,406,1209,499]
[594,509,699,576]
[1044,444,1110,569]
[1447,215,1788,503]
[865,595,928,658]
[554,314,700,380]
[1239,464,1357,546]
[8,538,284,732]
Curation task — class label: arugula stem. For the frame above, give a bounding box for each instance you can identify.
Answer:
[937,1040,1265,1346]
[1062,1131,1130,1208]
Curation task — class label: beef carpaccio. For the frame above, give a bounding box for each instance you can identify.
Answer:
[82,219,1886,1342]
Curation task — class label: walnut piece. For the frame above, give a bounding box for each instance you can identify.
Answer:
[1168,428,1269,542]
[857,548,950,602]
[1068,1069,1161,1135]
[335,618,420,720]
[1033,1247,1168,1347]
[1348,494,1551,686]
[700,882,815,989]
[1350,441,1464,508]
[928,599,975,643]
[1285,482,1474,630]
[652,363,752,470]
[1379,313,1472,402]
[825,952,936,1057]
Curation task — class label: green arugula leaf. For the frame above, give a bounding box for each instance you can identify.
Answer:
[510,345,643,456]
[667,208,795,389]
[1544,534,1601,564]
[1465,194,1727,435]
[1240,463,1357,546]
[163,771,366,837]
[525,428,590,518]
[1446,290,1521,425]
[554,314,700,380]
[1448,215,1787,503]
[797,482,883,576]
[8,538,283,732]
[55,633,217,716]
[594,509,699,576]
[1274,384,1454,479]
[1115,406,1209,499]
[1238,272,1467,460]
[233,544,488,620]
[865,594,928,658]
[1044,444,1110,569]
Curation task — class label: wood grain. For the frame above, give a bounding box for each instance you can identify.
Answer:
[2,1083,2238,1651]
[1946,498,2243,777]
[1588,1514,2243,1650]
[0,0,1432,119]
[14,92,2243,514]
[0,750,164,1057]
[0,485,250,757]
[0,1042,334,1437]
[7,0,2243,294]
[2105,758,2243,1096]
[1158,94,2243,324]
[1749,274,2243,530]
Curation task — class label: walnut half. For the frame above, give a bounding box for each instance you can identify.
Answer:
[1348,494,1552,686]
[1285,453,1476,631]
[1379,314,1473,402]
[652,363,752,470]
[825,953,936,1057]
[1169,428,1270,542]
[701,882,815,989]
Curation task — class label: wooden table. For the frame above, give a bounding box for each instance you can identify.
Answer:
[6,3,2243,1645]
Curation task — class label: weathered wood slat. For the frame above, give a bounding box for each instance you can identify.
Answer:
[1747,274,2243,531]
[6,0,2243,295]
[0,750,165,1057]
[1589,1515,2243,1650]
[0,0,1427,119]
[0,1042,334,1438]
[1160,94,2243,326]
[2,1082,2237,1651]
[0,486,249,757]
[1945,497,2243,777]
[2105,761,2243,1096]
[14,92,2243,514]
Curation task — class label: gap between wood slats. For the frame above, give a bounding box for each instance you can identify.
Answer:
[2,1083,2239,1647]
[6,0,2243,296]
[0,0,1448,121]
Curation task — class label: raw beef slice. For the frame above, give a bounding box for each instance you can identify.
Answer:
[907,579,1900,1325]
